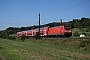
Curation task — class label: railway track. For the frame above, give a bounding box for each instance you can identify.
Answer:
[43,37,90,40]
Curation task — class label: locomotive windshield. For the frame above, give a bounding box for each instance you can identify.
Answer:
[64,26,71,30]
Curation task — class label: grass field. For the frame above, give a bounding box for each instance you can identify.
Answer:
[72,28,90,38]
[0,38,90,60]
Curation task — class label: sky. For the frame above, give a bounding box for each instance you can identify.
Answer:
[0,0,90,30]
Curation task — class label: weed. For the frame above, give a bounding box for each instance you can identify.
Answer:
[20,35,25,41]
[79,40,90,47]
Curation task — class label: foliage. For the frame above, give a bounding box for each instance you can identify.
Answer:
[0,17,90,39]
[69,17,90,28]
[0,30,9,39]
[20,35,25,41]
[82,33,87,36]
[86,26,90,32]
[73,31,79,36]
[87,32,90,36]
[79,40,90,47]
[9,36,16,40]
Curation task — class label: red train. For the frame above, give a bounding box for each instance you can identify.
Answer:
[17,25,72,38]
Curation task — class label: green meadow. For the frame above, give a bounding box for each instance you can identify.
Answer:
[0,38,90,60]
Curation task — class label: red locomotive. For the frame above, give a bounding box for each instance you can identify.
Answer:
[17,25,72,38]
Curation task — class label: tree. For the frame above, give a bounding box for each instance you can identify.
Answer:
[85,20,90,28]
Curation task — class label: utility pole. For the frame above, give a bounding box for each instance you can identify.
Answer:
[38,13,40,38]
[60,19,62,26]
[35,13,40,40]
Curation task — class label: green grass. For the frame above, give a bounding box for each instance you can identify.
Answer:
[72,28,90,38]
[0,38,90,60]
[72,28,81,32]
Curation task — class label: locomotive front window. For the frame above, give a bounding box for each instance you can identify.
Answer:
[64,26,71,30]
[65,28,70,30]
[64,26,71,28]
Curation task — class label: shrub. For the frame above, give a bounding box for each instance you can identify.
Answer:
[79,40,90,47]
[82,33,86,36]
[0,34,2,38]
[9,36,16,40]
[20,35,25,41]
[60,39,66,43]
[73,31,79,36]
[86,29,89,32]
[87,32,90,36]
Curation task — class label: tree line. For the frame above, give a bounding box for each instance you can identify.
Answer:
[0,17,90,39]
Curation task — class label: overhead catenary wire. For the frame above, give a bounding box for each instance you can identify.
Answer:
[43,0,90,16]
[41,0,90,24]
[1,0,90,25]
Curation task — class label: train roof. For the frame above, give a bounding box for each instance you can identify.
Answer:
[49,25,71,28]
[49,26,61,28]
[17,30,28,33]
[27,30,32,32]
[26,27,45,32]
[17,32,22,33]
[34,27,44,30]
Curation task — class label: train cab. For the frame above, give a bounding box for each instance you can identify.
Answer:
[64,26,72,37]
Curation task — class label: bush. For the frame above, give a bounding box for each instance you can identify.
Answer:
[81,29,85,32]
[60,39,66,43]
[0,33,9,39]
[20,35,25,41]
[79,40,90,47]
[87,32,90,36]
[73,31,79,36]
[82,33,86,36]
[86,29,89,32]
[86,26,90,32]
[9,36,16,40]
[0,34,2,38]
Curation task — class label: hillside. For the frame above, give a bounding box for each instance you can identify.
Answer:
[0,38,90,60]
